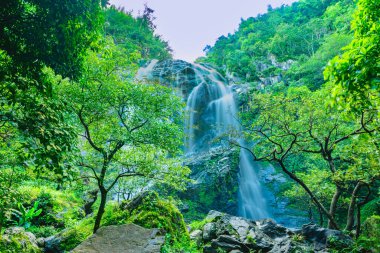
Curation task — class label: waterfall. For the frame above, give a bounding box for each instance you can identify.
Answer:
[185,63,270,220]
[138,60,270,220]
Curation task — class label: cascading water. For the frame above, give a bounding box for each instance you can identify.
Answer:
[187,64,269,219]
[138,59,270,220]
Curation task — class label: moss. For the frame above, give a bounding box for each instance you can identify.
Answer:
[122,192,188,241]
[291,234,305,242]
[59,216,94,251]
[189,218,213,231]
[0,230,41,253]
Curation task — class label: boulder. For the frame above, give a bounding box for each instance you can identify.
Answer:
[206,210,225,221]
[44,233,64,253]
[302,223,352,251]
[190,229,203,246]
[256,218,292,239]
[203,222,217,241]
[211,235,246,252]
[244,228,273,252]
[72,224,165,253]
[269,237,312,253]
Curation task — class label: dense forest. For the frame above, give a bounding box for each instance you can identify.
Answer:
[0,0,379,252]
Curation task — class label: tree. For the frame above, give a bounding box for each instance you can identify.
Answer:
[59,40,189,232]
[238,86,379,230]
[325,0,380,109]
[105,6,172,60]
[0,0,106,173]
[0,0,106,80]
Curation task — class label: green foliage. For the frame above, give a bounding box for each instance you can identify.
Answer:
[0,169,24,232]
[59,217,94,251]
[361,198,380,222]
[161,233,200,253]
[58,38,189,232]
[0,0,104,177]
[291,234,305,242]
[189,218,213,231]
[325,0,380,109]
[27,226,58,238]
[105,6,172,61]
[12,201,42,229]
[17,184,84,230]
[360,215,380,251]
[58,193,190,251]
[0,0,105,79]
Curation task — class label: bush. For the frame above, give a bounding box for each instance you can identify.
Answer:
[27,225,58,238]
[59,217,94,251]
[17,186,84,228]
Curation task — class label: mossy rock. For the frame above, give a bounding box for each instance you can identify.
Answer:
[0,227,41,253]
[122,191,188,241]
[44,216,94,252]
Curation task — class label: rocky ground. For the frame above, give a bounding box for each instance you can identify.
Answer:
[190,210,352,253]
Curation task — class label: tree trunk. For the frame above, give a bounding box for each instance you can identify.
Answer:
[345,182,362,231]
[328,186,342,229]
[279,160,339,229]
[319,208,324,226]
[93,188,107,233]
[0,216,3,238]
[356,205,361,238]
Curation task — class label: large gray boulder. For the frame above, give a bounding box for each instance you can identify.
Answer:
[72,224,165,253]
[302,223,353,251]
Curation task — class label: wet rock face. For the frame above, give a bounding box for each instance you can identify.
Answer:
[72,224,165,253]
[193,210,352,253]
[179,148,240,221]
[143,59,226,100]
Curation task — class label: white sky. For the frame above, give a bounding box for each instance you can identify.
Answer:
[109,0,298,62]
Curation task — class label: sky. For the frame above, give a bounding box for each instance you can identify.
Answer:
[109,0,298,62]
